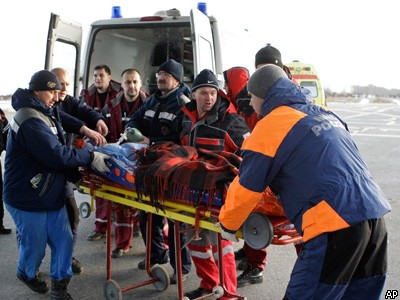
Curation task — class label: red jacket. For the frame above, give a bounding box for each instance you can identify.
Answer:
[80,79,121,112]
[102,90,149,143]
[223,67,259,130]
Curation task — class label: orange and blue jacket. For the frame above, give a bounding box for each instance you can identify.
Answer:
[219,78,391,242]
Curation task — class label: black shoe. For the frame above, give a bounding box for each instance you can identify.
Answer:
[237,257,251,270]
[184,287,212,299]
[0,225,12,234]
[111,248,129,258]
[237,267,263,287]
[133,224,140,238]
[87,230,105,241]
[234,248,246,260]
[72,257,83,274]
[17,273,49,294]
[51,278,73,299]
[170,273,188,284]
[138,258,168,270]
[138,259,152,270]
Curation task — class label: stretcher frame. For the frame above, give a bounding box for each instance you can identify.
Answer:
[79,171,302,299]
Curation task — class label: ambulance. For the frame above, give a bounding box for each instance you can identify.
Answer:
[285,61,326,106]
[44,4,259,97]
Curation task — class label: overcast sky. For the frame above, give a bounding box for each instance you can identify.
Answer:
[1,0,398,95]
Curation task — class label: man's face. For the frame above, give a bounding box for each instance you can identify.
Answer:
[250,93,264,118]
[192,86,218,119]
[55,71,70,102]
[156,71,179,94]
[122,71,142,101]
[35,90,59,107]
[93,68,111,92]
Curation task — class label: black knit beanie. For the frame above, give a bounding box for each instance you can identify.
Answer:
[255,44,283,68]
[247,65,287,99]
[29,70,61,91]
[192,69,219,92]
[157,59,184,83]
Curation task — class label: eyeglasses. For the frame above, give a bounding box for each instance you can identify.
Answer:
[156,71,173,79]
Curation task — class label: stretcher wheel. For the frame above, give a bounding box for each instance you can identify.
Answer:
[242,213,273,250]
[104,279,122,300]
[212,286,224,297]
[79,201,91,218]
[150,264,170,291]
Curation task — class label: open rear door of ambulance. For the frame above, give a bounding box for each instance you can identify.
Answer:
[45,13,82,97]
[190,8,215,77]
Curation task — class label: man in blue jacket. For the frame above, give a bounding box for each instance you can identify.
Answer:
[219,64,391,299]
[4,70,110,299]
[52,67,108,274]
[124,59,192,282]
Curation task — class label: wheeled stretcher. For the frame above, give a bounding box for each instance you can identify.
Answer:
[79,169,302,300]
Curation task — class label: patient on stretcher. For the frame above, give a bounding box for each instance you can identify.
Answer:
[83,141,236,208]
[83,141,284,216]
[83,142,146,190]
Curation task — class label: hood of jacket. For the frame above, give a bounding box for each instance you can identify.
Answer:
[223,67,249,101]
[261,78,313,116]
[12,88,53,116]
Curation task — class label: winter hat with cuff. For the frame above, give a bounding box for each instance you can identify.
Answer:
[157,59,184,83]
[192,69,219,92]
[247,64,287,99]
[255,44,283,68]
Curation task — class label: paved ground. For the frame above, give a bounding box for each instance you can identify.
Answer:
[0,102,399,299]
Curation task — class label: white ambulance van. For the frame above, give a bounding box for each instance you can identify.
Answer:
[45,5,258,97]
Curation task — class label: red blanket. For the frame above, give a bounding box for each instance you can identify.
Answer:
[134,142,241,209]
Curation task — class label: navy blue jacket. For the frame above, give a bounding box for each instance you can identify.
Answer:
[57,94,105,129]
[4,88,94,211]
[125,84,190,144]
[56,94,105,147]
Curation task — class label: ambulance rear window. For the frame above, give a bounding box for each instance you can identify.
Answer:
[85,23,194,93]
[300,81,318,98]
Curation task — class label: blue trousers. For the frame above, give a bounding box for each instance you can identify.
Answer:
[284,218,387,300]
[6,204,73,281]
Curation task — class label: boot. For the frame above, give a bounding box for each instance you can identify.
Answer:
[50,278,73,299]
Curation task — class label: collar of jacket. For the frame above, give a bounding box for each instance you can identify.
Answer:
[110,90,148,108]
[261,78,312,117]
[184,93,233,124]
[11,88,53,116]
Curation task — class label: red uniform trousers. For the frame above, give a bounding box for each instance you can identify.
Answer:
[188,230,236,299]
[243,242,267,270]
[114,204,139,250]
[94,197,108,233]
[243,241,303,271]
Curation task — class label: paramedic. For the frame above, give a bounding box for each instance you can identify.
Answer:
[181,69,250,299]
[4,70,110,299]
[80,65,121,242]
[124,59,192,282]
[231,44,304,287]
[218,64,391,299]
[51,67,108,274]
[102,68,148,258]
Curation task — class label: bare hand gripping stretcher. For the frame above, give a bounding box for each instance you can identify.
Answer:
[78,142,302,300]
